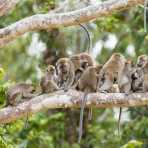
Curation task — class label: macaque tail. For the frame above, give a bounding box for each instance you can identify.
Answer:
[78,89,88,143]
[118,107,122,136]
[24,113,29,129]
[88,108,93,121]
[144,0,148,32]
[75,20,91,53]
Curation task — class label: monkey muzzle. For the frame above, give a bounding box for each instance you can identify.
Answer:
[81,61,89,69]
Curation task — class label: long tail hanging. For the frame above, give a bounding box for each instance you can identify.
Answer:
[144,0,148,32]
[78,90,88,143]
[118,107,122,136]
[75,20,91,53]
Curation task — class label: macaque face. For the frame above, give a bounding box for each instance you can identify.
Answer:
[81,60,89,69]
[56,58,71,75]
[47,65,55,75]
[58,62,69,74]
[137,55,148,67]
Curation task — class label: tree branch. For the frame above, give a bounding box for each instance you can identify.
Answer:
[0,0,144,47]
[0,90,148,124]
[0,0,19,17]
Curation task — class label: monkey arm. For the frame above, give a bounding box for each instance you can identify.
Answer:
[50,81,59,91]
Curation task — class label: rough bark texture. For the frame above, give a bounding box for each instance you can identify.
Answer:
[0,90,148,124]
[0,0,19,17]
[0,0,144,47]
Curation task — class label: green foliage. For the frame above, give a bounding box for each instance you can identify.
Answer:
[121,140,143,148]
[0,1,148,147]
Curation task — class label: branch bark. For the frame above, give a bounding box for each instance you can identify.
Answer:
[0,90,148,124]
[0,0,19,17]
[0,0,144,47]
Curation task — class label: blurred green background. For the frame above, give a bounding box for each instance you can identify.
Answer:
[0,0,148,147]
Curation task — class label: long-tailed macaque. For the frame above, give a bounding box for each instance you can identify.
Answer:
[70,52,94,86]
[40,65,58,93]
[76,64,102,143]
[118,60,133,135]
[6,83,35,129]
[137,54,148,68]
[6,83,35,106]
[98,53,126,92]
[131,55,148,92]
[56,58,75,91]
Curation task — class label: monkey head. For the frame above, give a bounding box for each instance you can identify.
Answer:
[79,52,94,68]
[46,65,56,75]
[56,58,71,75]
[111,52,125,61]
[70,55,82,71]
[137,55,148,68]
[124,60,133,71]
[81,60,89,70]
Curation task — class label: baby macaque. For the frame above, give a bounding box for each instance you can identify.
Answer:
[6,83,35,106]
[77,64,102,143]
[131,55,148,92]
[137,54,148,68]
[56,58,75,91]
[98,53,126,92]
[131,68,143,92]
[40,65,58,93]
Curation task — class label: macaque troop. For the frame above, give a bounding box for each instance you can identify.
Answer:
[5,52,148,142]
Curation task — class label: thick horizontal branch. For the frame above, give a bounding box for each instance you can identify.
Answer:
[0,0,144,47]
[0,0,19,17]
[0,90,148,124]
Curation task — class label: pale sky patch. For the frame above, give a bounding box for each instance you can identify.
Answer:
[126,44,136,57]
[92,40,103,59]
[28,33,46,58]
[104,33,118,50]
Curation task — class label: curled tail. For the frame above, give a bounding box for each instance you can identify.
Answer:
[118,107,122,136]
[144,0,148,32]
[76,20,91,53]
[78,89,88,143]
